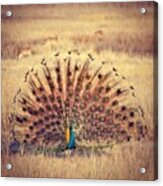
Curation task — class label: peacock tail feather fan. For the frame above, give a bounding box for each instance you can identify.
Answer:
[8,51,147,156]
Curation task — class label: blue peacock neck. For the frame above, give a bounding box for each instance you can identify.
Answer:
[67,126,76,149]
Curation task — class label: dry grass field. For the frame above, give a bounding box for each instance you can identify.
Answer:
[1,2,157,180]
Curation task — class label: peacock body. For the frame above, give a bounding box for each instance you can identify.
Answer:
[9,51,147,156]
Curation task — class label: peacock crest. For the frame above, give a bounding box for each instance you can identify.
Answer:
[8,51,147,156]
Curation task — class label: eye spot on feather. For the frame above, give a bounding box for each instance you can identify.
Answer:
[22,107,27,112]
[92,95,99,102]
[130,111,135,117]
[112,100,118,106]
[49,95,55,102]
[44,115,50,122]
[98,105,105,112]
[56,120,61,125]
[32,90,36,95]
[55,67,60,73]
[25,134,30,139]
[113,67,117,72]
[38,119,43,125]
[46,104,52,111]
[42,95,48,103]
[121,106,126,111]
[102,97,109,103]
[107,109,114,115]
[105,86,111,93]
[29,126,34,130]
[83,93,90,101]
[40,128,45,134]
[35,130,40,136]
[99,116,105,122]
[33,121,38,127]
[108,119,113,124]
[57,76,61,83]
[51,122,55,126]
[27,107,33,114]
[127,136,131,141]
[75,65,79,71]
[98,86,104,93]
[23,139,27,144]
[115,113,121,119]
[39,87,44,92]
[46,76,51,81]
[86,82,91,90]
[45,124,50,129]
[128,122,134,128]
[130,86,134,90]
[23,117,28,122]
[22,98,27,104]
[116,88,122,95]
[90,105,96,112]
[98,74,102,79]
[16,116,23,123]
[36,97,41,102]
[122,116,128,121]
[86,73,90,80]
[39,107,44,113]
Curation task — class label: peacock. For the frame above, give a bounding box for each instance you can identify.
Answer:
[8,51,147,156]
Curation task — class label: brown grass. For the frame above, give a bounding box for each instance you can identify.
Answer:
[2,142,154,180]
[1,2,157,180]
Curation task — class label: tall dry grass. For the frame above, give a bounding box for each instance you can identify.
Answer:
[2,142,154,180]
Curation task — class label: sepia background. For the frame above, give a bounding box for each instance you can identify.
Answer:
[1,2,157,180]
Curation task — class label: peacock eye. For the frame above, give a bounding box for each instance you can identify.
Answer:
[39,87,44,92]
[130,112,135,117]
[128,122,134,128]
[106,86,111,92]
[22,107,27,112]
[42,95,47,103]
[45,124,50,129]
[40,128,45,134]
[55,67,60,73]
[25,134,30,138]
[33,121,38,126]
[59,87,62,92]
[68,71,72,76]
[32,90,36,95]
[36,97,41,102]
[38,119,43,125]
[23,139,27,144]
[44,115,50,121]
[57,76,61,82]
[98,74,102,79]
[102,97,109,103]
[116,88,122,95]
[49,95,55,102]
[29,126,33,130]
[46,76,51,80]
[46,104,51,111]
[112,100,118,106]
[75,66,79,71]
[123,116,127,120]
[121,106,126,111]
[39,107,44,113]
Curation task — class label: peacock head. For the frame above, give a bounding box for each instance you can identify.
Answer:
[69,119,77,131]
